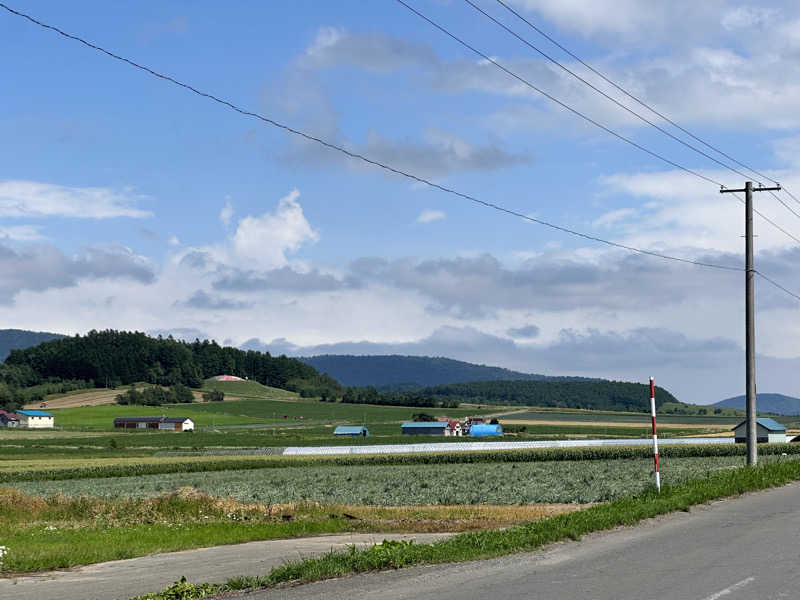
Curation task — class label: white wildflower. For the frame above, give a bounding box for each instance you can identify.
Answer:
[0,546,8,570]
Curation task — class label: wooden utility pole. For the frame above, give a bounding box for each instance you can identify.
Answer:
[720,182,781,465]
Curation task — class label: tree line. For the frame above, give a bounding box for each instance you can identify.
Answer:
[419,380,680,412]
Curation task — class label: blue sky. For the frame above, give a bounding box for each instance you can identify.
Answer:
[1,1,799,403]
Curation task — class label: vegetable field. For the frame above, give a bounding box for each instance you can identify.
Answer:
[14,454,793,505]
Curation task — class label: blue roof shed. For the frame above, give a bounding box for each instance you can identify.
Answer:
[469,424,503,437]
[732,418,786,443]
[333,425,369,437]
[17,410,53,417]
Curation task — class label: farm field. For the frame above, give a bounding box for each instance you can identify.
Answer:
[12,454,790,505]
[504,409,745,425]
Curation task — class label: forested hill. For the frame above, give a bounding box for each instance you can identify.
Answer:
[299,355,594,389]
[5,330,319,390]
[420,380,679,412]
[0,329,64,361]
[714,393,800,416]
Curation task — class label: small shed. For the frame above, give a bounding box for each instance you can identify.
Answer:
[334,425,369,437]
[401,421,450,435]
[16,409,54,429]
[0,410,20,428]
[114,416,195,432]
[732,418,786,443]
[469,424,503,437]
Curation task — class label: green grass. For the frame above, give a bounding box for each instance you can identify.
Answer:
[46,397,505,431]
[14,454,796,505]
[136,457,800,598]
[507,409,745,425]
[200,379,299,400]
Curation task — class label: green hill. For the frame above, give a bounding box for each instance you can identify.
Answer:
[0,329,64,361]
[420,379,680,413]
[299,355,594,389]
[201,378,299,400]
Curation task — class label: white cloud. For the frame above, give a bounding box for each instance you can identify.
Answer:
[417,209,446,224]
[230,189,318,270]
[219,198,234,227]
[168,236,181,246]
[0,180,152,219]
[0,225,46,241]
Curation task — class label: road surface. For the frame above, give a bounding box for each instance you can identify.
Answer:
[254,483,800,600]
[0,533,452,600]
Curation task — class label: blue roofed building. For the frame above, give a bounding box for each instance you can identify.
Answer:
[333,425,369,437]
[16,409,54,429]
[401,421,450,435]
[732,418,786,443]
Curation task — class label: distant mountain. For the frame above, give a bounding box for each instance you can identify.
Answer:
[0,329,64,361]
[298,354,595,389]
[714,393,800,416]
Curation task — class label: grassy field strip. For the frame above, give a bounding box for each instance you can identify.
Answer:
[0,486,581,573]
[131,458,800,599]
[500,419,729,429]
[0,454,283,473]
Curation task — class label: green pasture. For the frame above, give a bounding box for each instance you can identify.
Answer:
[199,379,299,400]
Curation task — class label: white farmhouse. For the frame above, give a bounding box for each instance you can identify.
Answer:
[16,409,54,429]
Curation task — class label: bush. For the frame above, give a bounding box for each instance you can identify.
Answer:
[202,390,224,402]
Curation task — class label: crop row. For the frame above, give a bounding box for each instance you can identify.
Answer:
[4,443,800,484]
[16,455,797,505]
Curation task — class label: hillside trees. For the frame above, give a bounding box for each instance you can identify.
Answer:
[5,330,320,392]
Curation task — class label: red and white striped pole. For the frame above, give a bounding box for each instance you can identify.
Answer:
[650,376,661,492]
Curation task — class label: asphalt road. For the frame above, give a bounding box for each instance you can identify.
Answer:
[253,483,800,600]
[0,533,452,600]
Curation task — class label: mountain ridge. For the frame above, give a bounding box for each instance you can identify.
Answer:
[299,354,596,389]
[714,393,800,416]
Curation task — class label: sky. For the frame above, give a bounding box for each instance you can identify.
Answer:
[1,0,799,404]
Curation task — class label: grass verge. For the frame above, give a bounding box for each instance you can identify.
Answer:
[133,457,800,599]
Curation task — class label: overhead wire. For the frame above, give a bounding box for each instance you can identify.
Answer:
[490,0,800,222]
[0,1,745,275]
[492,0,780,187]
[755,271,800,303]
[395,0,800,247]
[462,0,758,183]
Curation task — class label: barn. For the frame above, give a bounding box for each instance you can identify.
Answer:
[401,421,451,435]
[469,423,503,437]
[16,409,54,429]
[114,416,195,432]
[333,425,369,437]
[732,418,786,443]
[0,410,20,428]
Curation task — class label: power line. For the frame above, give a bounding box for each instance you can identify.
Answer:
[395,0,800,247]
[0,1,744,274]
[768,190,800,221]
[491,0,800,228]
[755,270,800,302]
[492,0,780,187]
[463,0,757,183]
[394,0,724,188]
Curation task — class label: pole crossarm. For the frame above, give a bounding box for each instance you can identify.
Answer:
[720,185,781,194]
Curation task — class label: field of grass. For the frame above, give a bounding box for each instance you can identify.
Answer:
[506,409,745,425]
[12,454,788,505]
[200,379,299,400]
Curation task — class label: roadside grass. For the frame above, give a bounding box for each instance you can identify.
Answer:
[0,487,579,573]
[133,457,800,599]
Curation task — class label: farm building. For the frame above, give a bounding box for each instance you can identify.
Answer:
[0,410,20,427]
[402,421,450,435]
[333,425,369,437]
[732,418,786,443]
[16,409,54,429]
[113,416,195,432]
[469,424,503,437]
[439,419,463,436]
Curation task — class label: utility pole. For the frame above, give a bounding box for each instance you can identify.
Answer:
[720,181,781,466]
